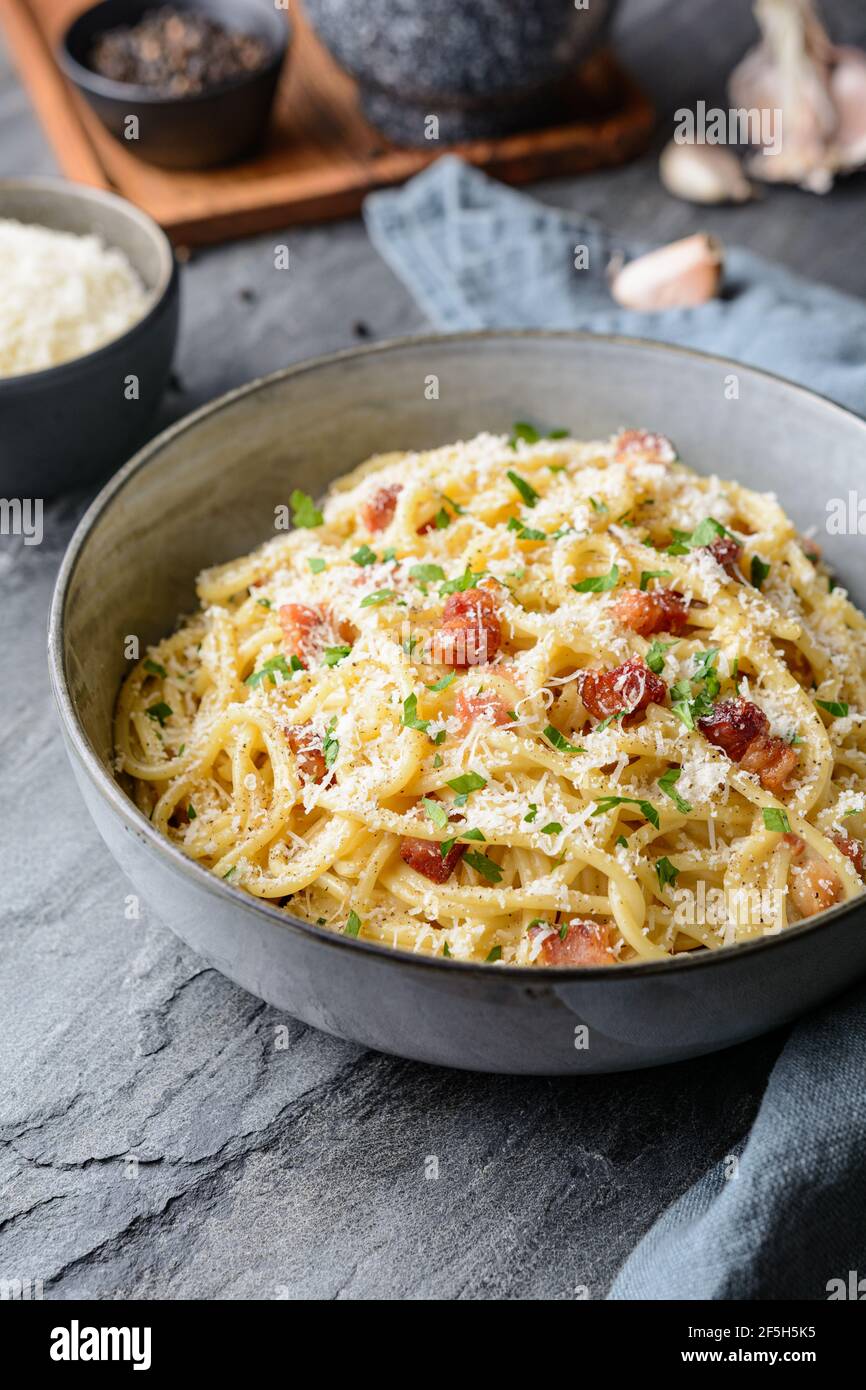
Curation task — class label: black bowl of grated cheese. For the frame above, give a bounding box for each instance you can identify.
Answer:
[59,0,290,170]
[0,177,178,497]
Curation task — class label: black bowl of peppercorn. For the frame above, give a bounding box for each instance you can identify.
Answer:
[59,0,290,169]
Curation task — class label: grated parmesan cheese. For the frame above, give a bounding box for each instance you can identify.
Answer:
[0,218,149,378]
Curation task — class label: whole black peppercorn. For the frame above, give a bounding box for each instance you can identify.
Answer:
[89,6,271,96]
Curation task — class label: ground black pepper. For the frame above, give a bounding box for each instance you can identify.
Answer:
[89,7,271,96]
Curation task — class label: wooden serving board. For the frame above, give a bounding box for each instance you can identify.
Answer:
[1,0,654,246]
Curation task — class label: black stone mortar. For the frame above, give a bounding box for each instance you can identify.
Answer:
[304,0,618,144]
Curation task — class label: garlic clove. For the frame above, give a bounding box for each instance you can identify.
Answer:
[609,234,724,312]
[659,139,754,204]
[831,45,866,171]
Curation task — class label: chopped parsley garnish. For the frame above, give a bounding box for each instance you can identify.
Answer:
[441,826,487,857]
[658,766,693,815]
[816,698,849,718]
[655,856,679,891]
[290,489,323,529]
[345,910,362,937]
[592,796,660,830]
[403,694,446,743]
[433,753,444,768]
[640,569,671,591]
[485,945,503,962]
[692,649,721,697]
[351,543,378,566]
[446,772,487,797]
[403,693,428,731]
[443,941,452,958]
[543,725,585,754]
[506,470,540,509]
[439,565,486,596]
[572,563,619,594]
[664,517,735,556]
[144,658,167,678]
[410,563,446,586]
[223,866,235,879]
[433,507,451,530]
[323,645,352,667]
[256,597,272,609]
[645,639,675,675]
[589,497,608,515]
[595,711,624,733]
[245,654,300,687]
[541,822,563,836]
[464,851,503,884]
[615,835,628,849]
[508,421,541,448]
[507,517,547,541]
[187,804,197,820]
[323,718,339,770]
[427,672,456,692]
[763,807,791,834]
[146,701,172,726]
[359,588,396,608]
[422,797,449,830]
[307,556,327,574]
[670,651,719,728]
[751,555,771,590]
[524,804,538,823]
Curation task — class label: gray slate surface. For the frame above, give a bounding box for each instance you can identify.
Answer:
[2,0,865,1299]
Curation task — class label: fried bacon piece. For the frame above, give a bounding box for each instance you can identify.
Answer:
[361,482,402,532]
[532,919,613,967]
[400,835,466,883]
[430,588,502,668]
[783,834,842,918]
[697,697,768,761]
[703,535,743,576]
[611,586,689,636]
[613,429,676,466]
[285,724,326,783]
[831,832,865,879]
[454,689,511,733]
[739,733,799,795]
[697,697,798,793]
[278,603,321,667]
[578,657,666,721]
[278,603,354,666]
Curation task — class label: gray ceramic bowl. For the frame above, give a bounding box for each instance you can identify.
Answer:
[0,178,178,498]
[48,332,866,1074]
[304,0,617,143]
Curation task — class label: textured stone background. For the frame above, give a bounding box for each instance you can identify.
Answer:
[2,0,865,1299]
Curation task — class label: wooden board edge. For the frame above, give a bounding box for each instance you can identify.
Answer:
[0,0,110,188]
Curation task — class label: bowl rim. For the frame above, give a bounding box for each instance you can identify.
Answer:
[0,176,176,391]
[58,0,291,108]
[47,328,866,982]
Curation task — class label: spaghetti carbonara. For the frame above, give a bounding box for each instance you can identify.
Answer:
[115,427,866,966]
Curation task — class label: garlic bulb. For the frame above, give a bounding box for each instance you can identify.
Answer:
[729,0,866,193]
[609,234,724,312]
[659,140,753,204]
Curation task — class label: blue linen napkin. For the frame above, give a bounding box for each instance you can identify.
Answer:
[363,155,866,1300]
[364,154,866,414]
